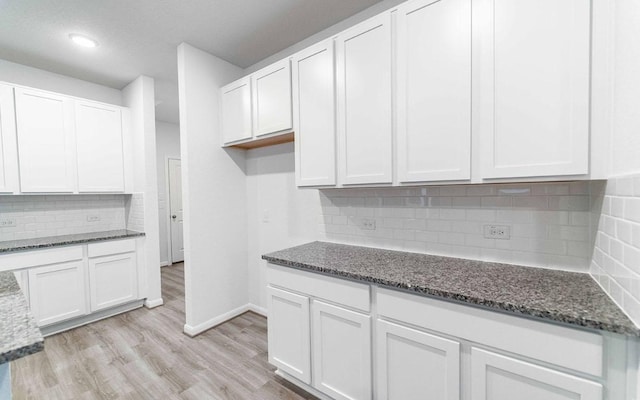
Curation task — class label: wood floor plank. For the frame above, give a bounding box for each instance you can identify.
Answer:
[11,263,318,400]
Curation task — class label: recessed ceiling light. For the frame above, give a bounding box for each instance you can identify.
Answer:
[69,33,98,48]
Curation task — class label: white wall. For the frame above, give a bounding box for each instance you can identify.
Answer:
[156,121,181,265]
[122,76,163,309]
[0,58,121,105]
[177,43,248,336]
[246,143,321,311]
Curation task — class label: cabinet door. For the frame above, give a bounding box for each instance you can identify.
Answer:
[28,260,87,326]
[476,0,590,179]
[312,300,371,400]
[397,0,471,183]
[14,88,76,192]
[88,252,138,312]
[293,40,336,187]
[267,286,311,384]
[336,13,393,185]
[221,77,252,144]
[252,59,292,137]
[471,348,602,400]
[377,320,460,400]
[0,84,18,193]
[75,101,125,192]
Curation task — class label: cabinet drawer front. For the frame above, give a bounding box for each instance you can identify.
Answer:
[472,348,602,400]
[0,246,83,271]
[377,288,603,377]
[88,238,136,258]
[267,263,370,312]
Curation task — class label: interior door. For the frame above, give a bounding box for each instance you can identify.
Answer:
[168,158,184,263]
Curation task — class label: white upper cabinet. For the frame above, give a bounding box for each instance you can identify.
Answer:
[336,13,393,185]
[396,0,471,183]
[293,40,336,187]
[221,77,252,145]
[252,59,292,137]
[0,84,18,193]
[476,0,590,179]
[75,100,125,192]
[14,87,77,193]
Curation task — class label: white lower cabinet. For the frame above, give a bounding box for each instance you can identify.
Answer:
[376,319,460,400]
[2,239,142,332]
[88,252,137,312]
[266,265,626,400]
[267,286,311,384]
[471,348,602,400]
[312,301,371,400]
[28,260,87,327]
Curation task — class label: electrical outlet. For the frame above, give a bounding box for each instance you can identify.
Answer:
[86,215,101,222]
[0,218,16,228]
[361,218,376,230]
[484,224,511,239]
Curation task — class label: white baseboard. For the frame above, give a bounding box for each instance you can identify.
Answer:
[144,297,164,308]
[248,303,267,317]
[160,261,170,267]
[183,304,250,337]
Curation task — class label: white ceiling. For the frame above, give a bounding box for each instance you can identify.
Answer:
[0,0,382,124]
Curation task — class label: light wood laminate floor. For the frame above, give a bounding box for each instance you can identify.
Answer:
[11,263,317,400]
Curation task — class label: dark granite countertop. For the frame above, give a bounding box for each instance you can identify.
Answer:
[0,271,43,364]
[263,241,640,337]
[0,229,145,254]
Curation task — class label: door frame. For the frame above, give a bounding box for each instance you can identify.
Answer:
[165,156,182,265]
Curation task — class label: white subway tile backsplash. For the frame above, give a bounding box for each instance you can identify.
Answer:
[319,181,596,273]
[0,194,129,241]
[590,174,640,327]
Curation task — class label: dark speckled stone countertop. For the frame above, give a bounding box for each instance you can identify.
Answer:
[263,241,640,337]
[0,271,43,364]
[0,229,145,254]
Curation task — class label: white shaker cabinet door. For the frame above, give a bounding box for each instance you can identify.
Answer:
[88,252,138,312]
[396,0,471,183]
[293,40,336,187]
[14,88,76,193]
[221,77,252,145]
[267,286,311,384]
[75,101,125,192]
[376,320,460,400]
[476,0,590,179]
[252,59,292,137]
[336,13,393,185]
[28,260,88,327]
[471,348,602,400]
[0,84,18,193]
[312,300,372,400]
